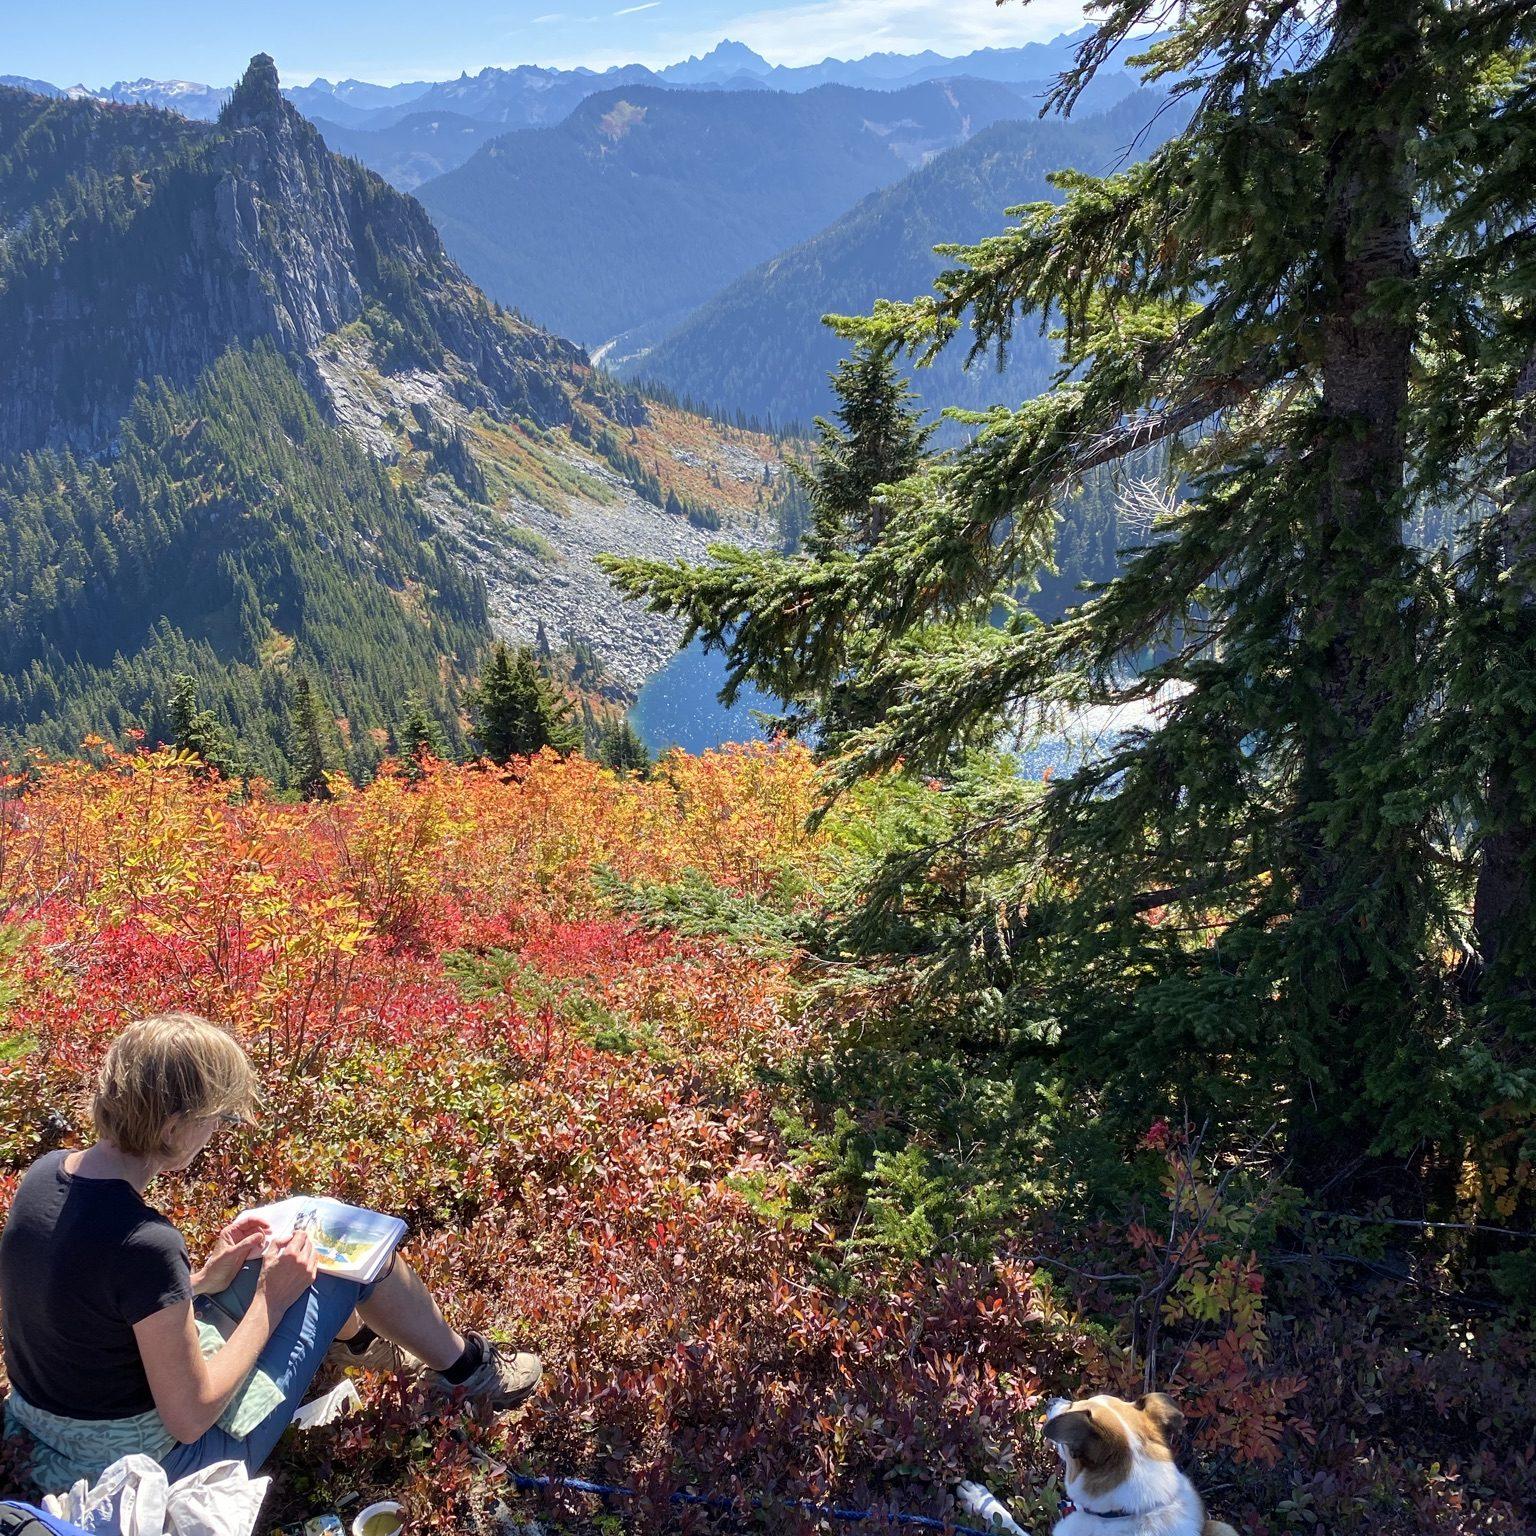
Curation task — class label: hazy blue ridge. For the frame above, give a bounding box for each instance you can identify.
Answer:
[285,76,435,124]
[625,88,1186,430]
[311,109,507,190]
[10,25,1165,139]
[415,78,1035,347]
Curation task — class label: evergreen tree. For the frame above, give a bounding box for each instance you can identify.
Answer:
[285,674,343,800]
[604,3,1531,1196]
[800,339,935,558]
[347,730,384,787]
[397,695,450,779]
[167,674,244,781]
[469,642,580,762]
[608,338,948,756]
[1417,28,1536,1043]
[1464,362,1536,1019]
[595,716,651,777]
[773,471,813,553]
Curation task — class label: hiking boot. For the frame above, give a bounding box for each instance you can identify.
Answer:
[326,1328,414,1375]
[428,1330,542,1410]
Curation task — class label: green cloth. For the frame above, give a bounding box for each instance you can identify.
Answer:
[3,1321,284,1493]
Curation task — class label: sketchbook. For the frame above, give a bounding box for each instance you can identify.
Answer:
[245,1195,406,1286]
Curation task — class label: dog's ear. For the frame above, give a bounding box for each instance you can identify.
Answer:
[1043,1407,1102,1457]
[1136,1392,1185,1446]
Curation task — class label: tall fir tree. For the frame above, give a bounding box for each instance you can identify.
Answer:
[595,716,652,777]
[800,339,936,558]
[285,674,343,800]
[167,674,244,781]
[1464,355,1536,1019]
[1414,20,1536,1193]
[605,2,1533,1199]
[607,338,946,754]
[397,695,450,780]
[469,643,580,763]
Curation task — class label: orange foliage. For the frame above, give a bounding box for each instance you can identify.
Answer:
[0,742,1078,1529]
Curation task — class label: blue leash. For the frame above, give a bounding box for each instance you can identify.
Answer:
[505,1470,1007,1534]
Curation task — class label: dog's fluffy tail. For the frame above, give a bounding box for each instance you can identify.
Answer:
[1203,1522,1239,1536]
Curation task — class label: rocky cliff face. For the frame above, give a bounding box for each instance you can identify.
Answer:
[214,55,369,347]
[0,55,576,457]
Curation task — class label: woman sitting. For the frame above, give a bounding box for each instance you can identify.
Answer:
[0,1013,541,1493]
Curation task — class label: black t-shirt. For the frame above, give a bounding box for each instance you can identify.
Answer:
[0,1150,193,1419]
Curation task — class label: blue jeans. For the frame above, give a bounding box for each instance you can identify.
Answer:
[159,1260,379,1480]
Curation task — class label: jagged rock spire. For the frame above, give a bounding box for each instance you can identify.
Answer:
[225,53,284,128]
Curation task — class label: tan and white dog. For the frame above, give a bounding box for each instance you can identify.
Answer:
[1043,1393,1237,1536]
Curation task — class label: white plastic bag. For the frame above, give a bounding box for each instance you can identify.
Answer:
[164,1461,269,1536]
[43,1454,269,1536]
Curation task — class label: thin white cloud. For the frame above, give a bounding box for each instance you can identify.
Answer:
[614,1,662,13]
[537,0,1096,71]
[719,0,1090,65]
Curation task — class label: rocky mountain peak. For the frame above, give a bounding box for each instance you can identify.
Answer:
[224,52,285,129]
[705,40,769,71]
[0,71,578,455]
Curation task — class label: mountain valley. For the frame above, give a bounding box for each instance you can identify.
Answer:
[414,77,1036,348]
[0,24,1167,774]
[626,90,1184,426]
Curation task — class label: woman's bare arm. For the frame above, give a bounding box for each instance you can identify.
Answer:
[133,1231,316,1443]
[134,1291,277,1443]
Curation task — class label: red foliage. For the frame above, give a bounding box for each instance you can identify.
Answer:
[1,744,1530,1535]
[1,746,1077,1529]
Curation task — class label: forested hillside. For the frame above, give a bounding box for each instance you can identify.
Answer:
[0,347,487,779]
[415,79,1033,348]
[304,65,1140,192]
[631,89,1181,426]
[0,59,793,779]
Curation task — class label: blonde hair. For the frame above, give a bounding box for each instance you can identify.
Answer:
[92,1013,259,1158]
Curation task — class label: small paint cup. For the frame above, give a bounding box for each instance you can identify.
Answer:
[351,1502,405,1536]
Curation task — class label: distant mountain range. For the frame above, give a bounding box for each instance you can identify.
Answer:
[0,59,790,775]
[1,28,1183,765]
[0,76,63,99]
[627,90,1188,429]
[0,74,232,117]
[5,24,1151,183]
[656,29,1106,92]
[414,78,1040,348]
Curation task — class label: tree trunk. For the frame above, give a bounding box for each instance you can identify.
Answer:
[1289,0,1423,1188]
[1470,347,1536,1003]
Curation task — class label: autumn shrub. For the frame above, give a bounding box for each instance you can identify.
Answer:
[759,759,1536,1536]
[4,743,1092,1530]
[1,742,1531,1535]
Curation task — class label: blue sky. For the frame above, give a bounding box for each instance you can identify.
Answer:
[5,0,1094,87]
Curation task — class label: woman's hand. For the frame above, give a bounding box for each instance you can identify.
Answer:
[258,1229,319,1314]
[191,1212,271,1297]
